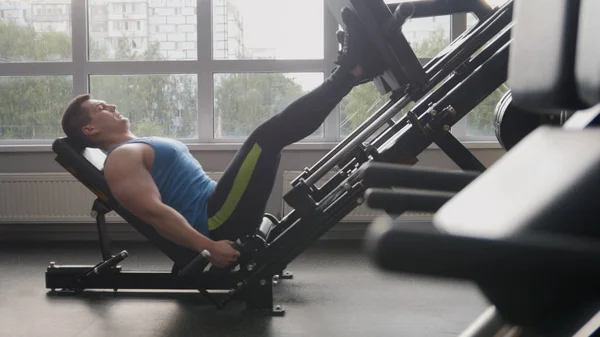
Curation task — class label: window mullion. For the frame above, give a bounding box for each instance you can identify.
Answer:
[72,0,89,97]
[197,0,213,143]
[323,2,339,143]
[451,13,467,41]
[449,12,468,141]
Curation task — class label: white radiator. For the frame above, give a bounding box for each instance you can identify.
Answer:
[0,171,432,225]
[0,172,223,224]
[282,171,433,222]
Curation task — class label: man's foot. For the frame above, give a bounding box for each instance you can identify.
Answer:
[334,7,387,81]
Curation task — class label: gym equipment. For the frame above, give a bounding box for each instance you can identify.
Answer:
[47,0,514,315]
[365,0,600,335]
[507,0,587,112]
[359,161,479,215]
[575,0,600,107]
[47,140,285,314]
[493,90,570,150]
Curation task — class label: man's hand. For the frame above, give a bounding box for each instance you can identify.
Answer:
[208,240,241,268]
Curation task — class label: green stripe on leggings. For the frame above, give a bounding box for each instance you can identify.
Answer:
[208,143,262,231]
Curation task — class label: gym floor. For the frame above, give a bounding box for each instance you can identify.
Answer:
[1,240,490,337]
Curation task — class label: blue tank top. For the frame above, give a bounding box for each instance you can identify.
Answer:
[106,137,217,236]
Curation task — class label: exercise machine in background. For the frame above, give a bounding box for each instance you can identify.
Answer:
[46,0,514,316]
[365,0,600,335]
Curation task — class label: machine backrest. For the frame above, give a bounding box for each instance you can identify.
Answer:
[508,0,588,113]
[575,0,600,106]
[52,137,198,269]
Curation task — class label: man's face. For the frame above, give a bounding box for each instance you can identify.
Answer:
[81,99,129,138]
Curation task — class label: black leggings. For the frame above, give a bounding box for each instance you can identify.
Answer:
[207,68,358,241]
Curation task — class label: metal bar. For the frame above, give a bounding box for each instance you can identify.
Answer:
[298,96,400,186]
[387,0,493,21]
[426,1,512,85]
[459,307,510,337]
[304,95,411,186]
[432,130,487,172]
[360,162,479,191]
[83,59,326,75]
[92,200,113,261]
[457,279,600,337]
[244,184,366,292]
[0,63,75,77]
[563,103,600,130]
[45,268,238,290]
[270,191,363,272]
[371,78,458,149]
[377,40,510,163]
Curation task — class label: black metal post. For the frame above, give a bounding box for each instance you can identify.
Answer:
[92,199,112,261]
[244,276,284,316]
[431,126,487,172]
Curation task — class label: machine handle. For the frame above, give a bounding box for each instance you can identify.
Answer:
[92,250,129,275]
[179,250,211,276]
[365,188,454,213]
[360,162,479,192]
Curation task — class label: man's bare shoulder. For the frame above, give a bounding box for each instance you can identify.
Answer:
[105,143,153,176]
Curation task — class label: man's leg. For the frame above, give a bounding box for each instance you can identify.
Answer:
[207,67,359,241]
[207,7,387,241]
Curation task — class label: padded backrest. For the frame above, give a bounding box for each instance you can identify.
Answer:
[575,0,600,106]
[52,137,198,268]
[508,0,588,113]
[52,138,112,202]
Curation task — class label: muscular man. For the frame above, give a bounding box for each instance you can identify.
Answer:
[60,8,385,269]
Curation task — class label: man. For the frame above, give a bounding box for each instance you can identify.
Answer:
[60,8,386,269]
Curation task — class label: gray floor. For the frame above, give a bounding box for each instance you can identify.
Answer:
[1,241,491,337]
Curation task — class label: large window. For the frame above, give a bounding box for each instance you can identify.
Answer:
[456,0,511,140]
[212,0,323,60]
[466,84,509,137]
[0,76,72,140]
[90,74,198,138]
[1,0,505,147]
[0,0,72,63]
[89,0,196,61]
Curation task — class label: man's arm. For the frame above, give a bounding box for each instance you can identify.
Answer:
[104,145,215,253]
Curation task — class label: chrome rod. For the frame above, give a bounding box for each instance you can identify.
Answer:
[304,95,398,179]
[304,95,412,186]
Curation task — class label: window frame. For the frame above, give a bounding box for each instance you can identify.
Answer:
[0,0,500,149]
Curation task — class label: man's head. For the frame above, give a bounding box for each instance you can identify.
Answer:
[61,94,130,149]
